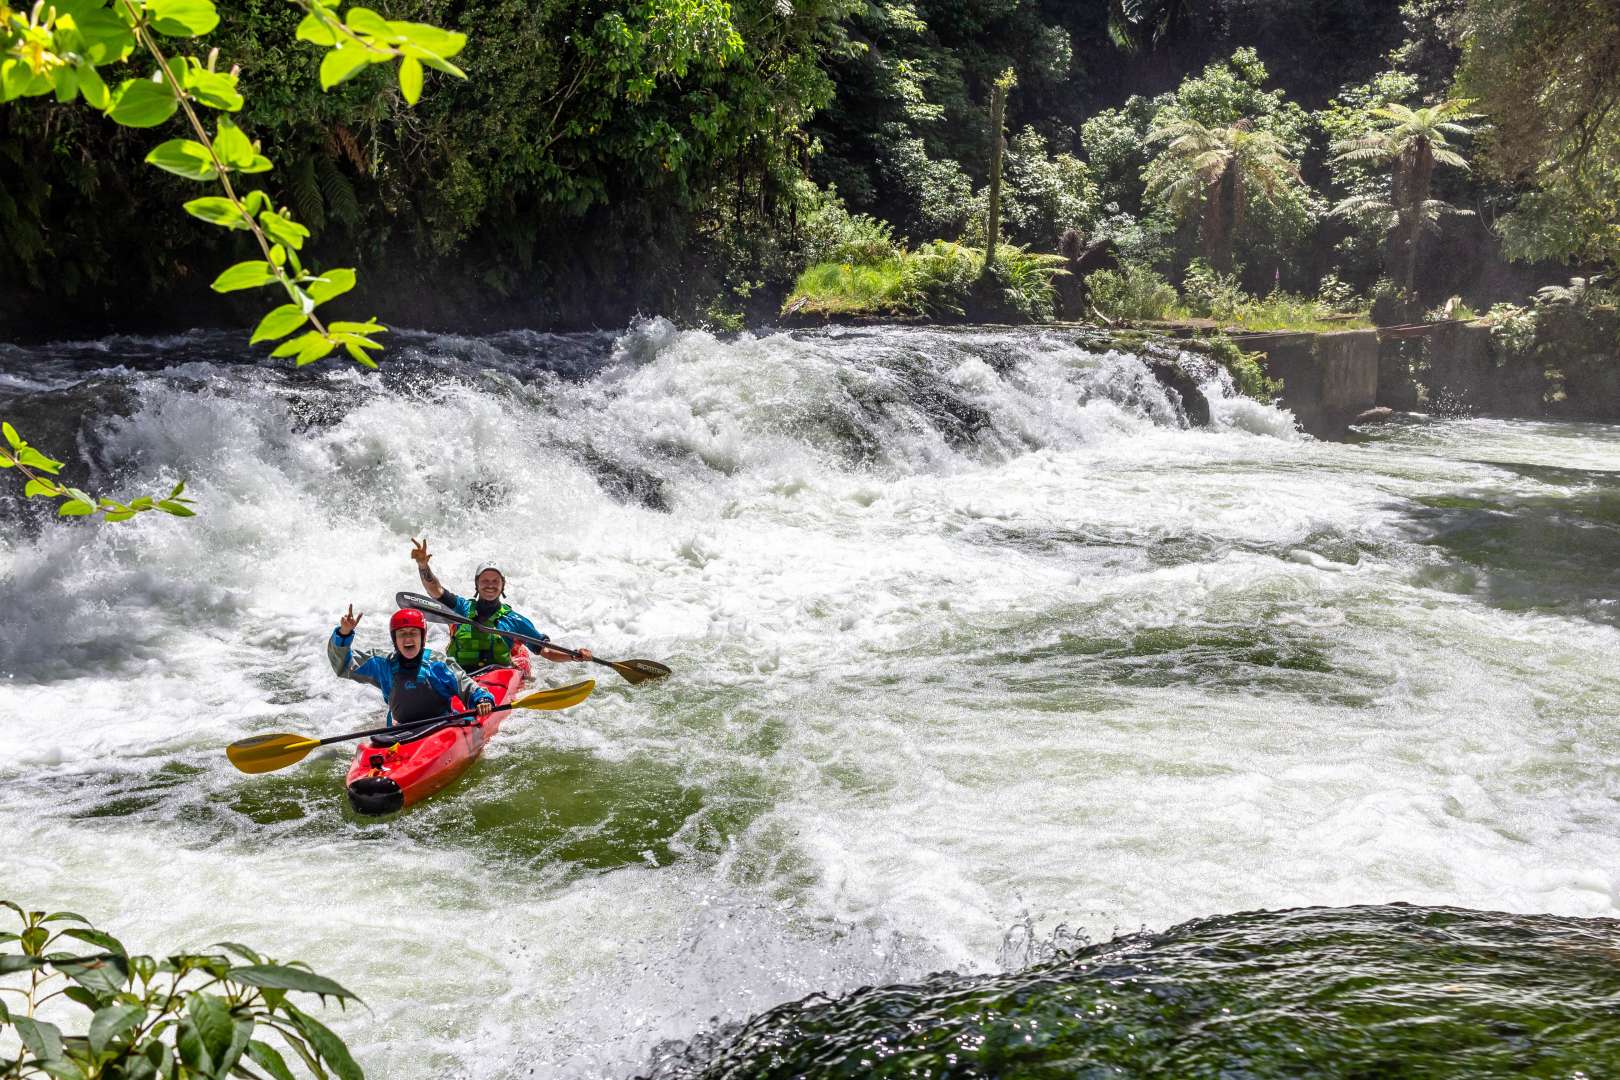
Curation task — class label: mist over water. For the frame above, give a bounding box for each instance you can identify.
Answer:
[4,323,1620,1076]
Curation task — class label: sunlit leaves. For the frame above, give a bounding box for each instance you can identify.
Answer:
[210,260,276,292]
[300,2,466,101]
[183,194,250,229]
[146,0,220,38]
[146,137,217,180]
[3,422,194,521]
[108,76,178,127]
[250,304,308,344]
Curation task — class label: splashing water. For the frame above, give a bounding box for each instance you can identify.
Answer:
[3,323,1619,1077]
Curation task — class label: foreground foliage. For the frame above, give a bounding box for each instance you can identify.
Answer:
[1,901,362,1079]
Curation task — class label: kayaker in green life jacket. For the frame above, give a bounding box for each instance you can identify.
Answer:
[409,537,592,670]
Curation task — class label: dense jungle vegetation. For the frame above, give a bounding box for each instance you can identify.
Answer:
[2,0,1617,336]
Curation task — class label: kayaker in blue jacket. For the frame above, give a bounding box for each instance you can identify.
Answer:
[409,538,592,671]
[328,605,494,728]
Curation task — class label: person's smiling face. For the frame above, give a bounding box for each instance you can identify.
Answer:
[475,569,504,602]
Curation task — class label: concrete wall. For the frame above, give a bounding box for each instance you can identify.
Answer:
[1236,328,1380,438]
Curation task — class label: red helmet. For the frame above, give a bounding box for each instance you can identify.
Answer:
[390,608,428,639]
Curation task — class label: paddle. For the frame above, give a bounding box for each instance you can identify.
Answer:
[226,680,596,775]
[394,590,672,685]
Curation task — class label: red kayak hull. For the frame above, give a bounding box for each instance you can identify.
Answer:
[344,651,528,816]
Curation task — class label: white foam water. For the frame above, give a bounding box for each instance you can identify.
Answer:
[5,323,1620,1077]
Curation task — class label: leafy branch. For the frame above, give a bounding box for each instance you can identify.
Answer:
[1,899,364,1079]
[1,0,468,515]
[1,422,196,519]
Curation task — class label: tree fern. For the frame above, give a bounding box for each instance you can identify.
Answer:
[318,157,362,232]
[287,155,326,234]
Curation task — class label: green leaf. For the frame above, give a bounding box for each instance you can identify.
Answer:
[296,337,337,365]
[269,244,287,267]
[296,11,337,45]
[147,0,219,36]
[320,45,373,90]
[40,912,90,924]
[146,138,217,181]
[270,331,322,359]
[185,66,243,111]
[169,479,186,498]
[258,211,310,251]
[184,196,251,230]
[22,926,48,953]
[213,116,255,169]
[328,319,384,334]
[246,1040,297,1080]
[59,932,125,952]
[60,928,126,955]
[0,955,48,973]
[17,446,64,472]
[73,9,136,64]
[109,77,178,128]
[157,500,197,516]
[286,1006,362,1080]
[76,62,110,108]
[89,1003,145,1056]
[239,153,274,174]
[397,55,422,104]
[251,304,307,344]
[2,421,22,449]
[213,942,263,964]
[344,7,394,38]
[401,43,464,78]
[62,986,101,1009]
[57,500,95,517]
[14,1016,64,1062]
[56,952,130,996]
[52,65,79,104]
[242,190,273,217]
[212,261,277,293]
[390,21,466,58]
[23,478,60,498]
[306,268,356,305]
[187,993,236,1073]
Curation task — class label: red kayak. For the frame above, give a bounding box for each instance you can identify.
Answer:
[344,649,529,816]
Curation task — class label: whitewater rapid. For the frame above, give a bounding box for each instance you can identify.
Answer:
[3,322,1620,1077]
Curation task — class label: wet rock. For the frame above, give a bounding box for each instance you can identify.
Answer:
[1353,406,1395,425]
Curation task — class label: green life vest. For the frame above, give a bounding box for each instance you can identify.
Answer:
[447,603,513,670]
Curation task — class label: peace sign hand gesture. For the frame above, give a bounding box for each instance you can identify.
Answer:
[339,604,363,636]
[410,536,432,566]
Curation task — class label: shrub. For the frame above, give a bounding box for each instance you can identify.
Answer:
[1,900,363,1079]
[986,245,1069,322]
[798,187,904,267]
[899,241,982,319]
[1086,264,1178,321]
[1181,259,1249,321]
[1201,335,1285,402]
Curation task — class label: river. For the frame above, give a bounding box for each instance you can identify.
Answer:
[3,323,1619,1076]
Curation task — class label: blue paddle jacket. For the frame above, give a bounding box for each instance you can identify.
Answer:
[440,590,548,644]
[327,629,493,726]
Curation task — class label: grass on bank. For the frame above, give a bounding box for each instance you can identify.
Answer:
[784,242,1065,323]
[788,258,911,316]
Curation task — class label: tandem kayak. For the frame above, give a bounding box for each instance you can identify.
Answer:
[344,651,529,816]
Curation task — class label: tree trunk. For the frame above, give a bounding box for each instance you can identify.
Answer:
[984,75,1011,274]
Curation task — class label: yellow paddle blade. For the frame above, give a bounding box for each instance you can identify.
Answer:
[510,680,595,711]
[227,733,321,775]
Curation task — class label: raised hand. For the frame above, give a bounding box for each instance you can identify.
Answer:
[339,604,363,636]
[412,536,445,598]
[476,700,492,718]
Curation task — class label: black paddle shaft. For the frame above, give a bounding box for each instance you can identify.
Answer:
[318,700,508,747]
[395,590,596,663]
